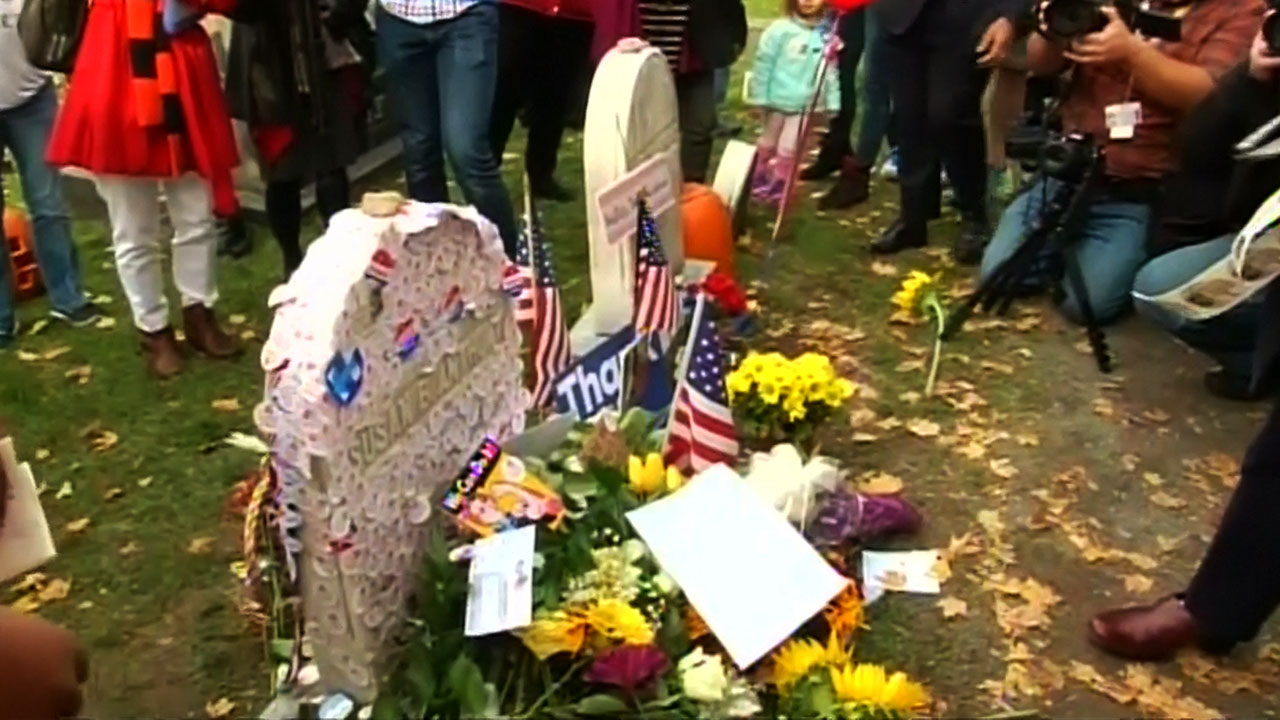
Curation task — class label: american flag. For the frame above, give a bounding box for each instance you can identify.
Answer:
[528,221,573,408]
[633,200,679,335]
[502,211,536,333]
[664,301,738,473]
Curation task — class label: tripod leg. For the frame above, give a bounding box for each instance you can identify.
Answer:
[1060,246,1113,373]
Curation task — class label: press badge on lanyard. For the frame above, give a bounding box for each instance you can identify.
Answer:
[1105,102,1142,140]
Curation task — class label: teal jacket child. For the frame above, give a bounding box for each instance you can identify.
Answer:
[747,15,841,115]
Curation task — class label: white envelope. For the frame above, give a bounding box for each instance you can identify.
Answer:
[0,437,57,583]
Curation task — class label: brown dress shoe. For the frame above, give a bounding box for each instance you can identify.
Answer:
[182,304,241,359]
[1088,596,1208,661]
[139,328,183,379]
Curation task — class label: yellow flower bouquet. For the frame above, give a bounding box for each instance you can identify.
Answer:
[892,271,948,396]
[769,633,931,720]
[727,352,857,449]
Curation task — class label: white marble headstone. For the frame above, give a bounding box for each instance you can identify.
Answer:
[581,42,684,339]
[255,196,529,702]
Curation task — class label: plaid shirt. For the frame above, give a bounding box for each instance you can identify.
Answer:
[1060,0,1264,179]
[380,0,482,23]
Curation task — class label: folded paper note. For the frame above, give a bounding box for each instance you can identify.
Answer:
[465,525,537,637]
[0,437,57,583]
[626,464,846,668]
[860,549,943,605]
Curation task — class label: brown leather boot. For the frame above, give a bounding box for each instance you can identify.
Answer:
[139,328,184,379]
[182,304,241,359]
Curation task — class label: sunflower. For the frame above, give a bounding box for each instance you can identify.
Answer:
[586,598,654,645]
[891,271,940,314]
[823,582,865,642]
[516,610,589,660]
[769,637,827,690]
[830,663,930,714]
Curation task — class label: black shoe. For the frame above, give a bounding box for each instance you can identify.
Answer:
[1204,369,1273,402]
[50,302,106,328]
[953,218,989,266]
[218,215,252,259]
[801,153,846,182]
[818,163,871,210]
[871,219,927,255]
[531,177,572,203]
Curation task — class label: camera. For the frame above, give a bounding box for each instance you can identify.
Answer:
[1040,0,1183,42]
[1008,132,1101,183]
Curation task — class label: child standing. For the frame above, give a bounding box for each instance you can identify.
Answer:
[747,0,840,204]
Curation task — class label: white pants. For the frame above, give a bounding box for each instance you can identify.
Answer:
[758,112,805,158]
[94,174,220,333]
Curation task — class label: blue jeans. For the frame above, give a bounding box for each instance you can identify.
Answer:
[854,9,891,164]
[0,83,88,334]
[377,4,519,257]
[1133,234,1262,384]
[713,67,730,108]
[980,177,1151,325]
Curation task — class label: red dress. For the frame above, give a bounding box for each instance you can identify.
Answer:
[46,0,241,217]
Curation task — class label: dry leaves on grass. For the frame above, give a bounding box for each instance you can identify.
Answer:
[1149,491,1188,510]
[34,448,51,461]
[1122,453,1141,472]
[211,397,242,412]
[979,360,1015,375]
[1069,661,1222,720]
[870,260,900,277]
[938,596,968,619]
[1176,652,1271,695]
[1184,453,1241,490]
[41,346,72,361]
[137,476,154,488]
[1142,408,1171,424]
[118,541,142,557]
[895,359,925,373]
[64,365,92,385]
[989,458,1019,479]
[187,537,217,555]
[228,314,247,326]
[54,482,73,500]
[206,698,237,719]
[1123,574,1154,594]
[95,316,117,330]
[37,579,70,602]
[1142,472,1166,487]
[64,517,90,534]
[857,472,904,495]
[1157,534,1186,553]
[906,418,941,438]
[79,424,119,452]
[1093,397,1116,418]
[104,487,125,502]
[26,318,50,336]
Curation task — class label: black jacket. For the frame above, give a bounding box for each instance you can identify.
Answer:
[688,0,747,69]
[1151,64,1280,392]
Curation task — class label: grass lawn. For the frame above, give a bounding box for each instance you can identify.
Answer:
[4,5,1280,717]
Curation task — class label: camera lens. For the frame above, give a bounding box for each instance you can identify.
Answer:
[1265,13,1280,55]
[1042,0,1108,39]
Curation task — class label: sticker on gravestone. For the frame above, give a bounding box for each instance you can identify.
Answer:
[255,194,529,702]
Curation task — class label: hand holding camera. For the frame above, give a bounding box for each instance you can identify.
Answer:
[1250,16,1280,81]
[1062,6,1142,65]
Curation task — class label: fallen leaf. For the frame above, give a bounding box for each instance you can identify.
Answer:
[895,359,925,373]
[1123,574,1154,594]
[929,558,953,584]
[1156,534,1185,553]
[54,482,73,500]
[870,260,900,277]
[64,517,91,534]
[1142,472,1165,487]
[989,458,1019,479]
[938,596,968,619]
[136,476,154,488]
[1259,643,1280,663]
[875,416,903,431]
[34,448,51,461]
[11,594,42,613]
[104,487,125,502]
[118,541,141,556]
[1015,433,1040,447]
[206,697,237,719]
[898,391,922,405]
[211,397,242,412]
[228,314,247,326]
[239,329,257,341]
[94,316,117,330]
[906,418,941,438]
[1149,491,1188,510]
[851,432,880,443]
[26,318,50,336]
[1093,398,1116,418]
[187,536,217,555]
[848,407,878,428]
[63,365,93,384]
[980,360,1015,375]
[41,346,72,361]
[15,350,40,362]
[76,601,95,610]
[1142,408,1171,424]
[37,578,70,602]
[858,472,904,495]
[86,429,119,452]
[1121,454,1141,472]
[955,442,987,460]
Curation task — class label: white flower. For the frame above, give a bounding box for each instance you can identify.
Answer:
[678,648,729,703]
[653,571,678,597]
[622,538,648,563]
[721,678,762,718]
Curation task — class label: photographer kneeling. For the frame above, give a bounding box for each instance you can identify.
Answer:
[979,0,1263,326]
[1132,29,1280,401]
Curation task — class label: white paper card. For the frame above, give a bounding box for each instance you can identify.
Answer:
[595,153,679,247]
[0,438,57,583]
[465,525,536,637]
[860,550,942,605]
[626,464,846,669]
[1105,102,1141,140]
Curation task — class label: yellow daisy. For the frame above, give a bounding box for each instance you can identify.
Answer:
[516,611,589,660]
[586,599,654,645]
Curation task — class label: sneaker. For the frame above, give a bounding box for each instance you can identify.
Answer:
[0,319,19,349]
[1204,368,1274,402]
[878,149,900,181]
[51,302,105,328]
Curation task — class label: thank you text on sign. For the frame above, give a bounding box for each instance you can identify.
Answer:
[554,327,638,419]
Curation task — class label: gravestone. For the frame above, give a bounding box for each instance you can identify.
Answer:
[255,194,528,702]
[579,42,684,343]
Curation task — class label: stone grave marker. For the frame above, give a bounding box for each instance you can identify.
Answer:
[255,194,528,702]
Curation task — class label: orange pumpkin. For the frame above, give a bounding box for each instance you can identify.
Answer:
[4,207,42,301]
[680,183,736,279]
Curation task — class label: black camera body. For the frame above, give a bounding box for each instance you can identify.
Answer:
[1008,131,1102,183]
[1041,0,1183,42]
[1264,0,1280,54]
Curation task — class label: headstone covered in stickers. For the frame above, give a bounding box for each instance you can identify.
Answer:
[254,193,529,702]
